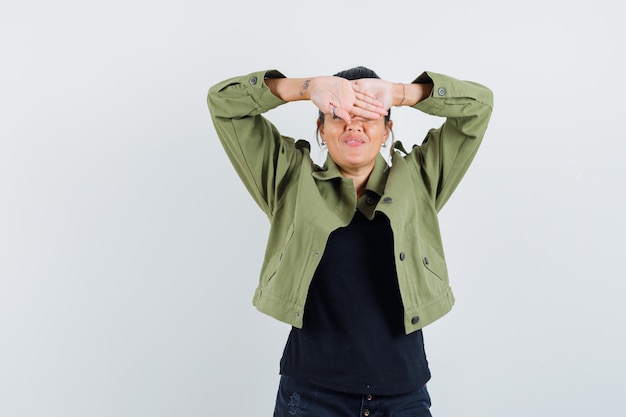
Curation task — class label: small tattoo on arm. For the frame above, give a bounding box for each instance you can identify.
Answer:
[299,79,311,97]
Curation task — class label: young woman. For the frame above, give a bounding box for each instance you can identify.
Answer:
[208,66,493,416]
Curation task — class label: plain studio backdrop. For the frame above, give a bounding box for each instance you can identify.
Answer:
[1,1,624,416]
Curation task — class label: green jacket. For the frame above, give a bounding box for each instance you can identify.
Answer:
[208,70,493,334]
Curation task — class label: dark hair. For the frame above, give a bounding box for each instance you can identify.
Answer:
[334,66,381,80]
[317,66,391,123]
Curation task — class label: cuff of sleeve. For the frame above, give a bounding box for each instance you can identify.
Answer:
[413,71,448,99]
[264,69,285,80]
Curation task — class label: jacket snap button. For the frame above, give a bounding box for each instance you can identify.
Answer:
[423,256,430,265]
[250,76,258,85]
[399,252,406,261]
[437,87,446,96]
[383,197,392,204]
[366,197,376,205]
[411,316,420,325]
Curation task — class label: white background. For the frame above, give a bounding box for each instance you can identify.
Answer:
[1,1,624,416]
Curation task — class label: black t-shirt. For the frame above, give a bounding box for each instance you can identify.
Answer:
[279,209,430,395]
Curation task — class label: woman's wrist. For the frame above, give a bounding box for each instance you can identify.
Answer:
[397,82,434,107]
[394,83,406,107]
[266,77,313,102]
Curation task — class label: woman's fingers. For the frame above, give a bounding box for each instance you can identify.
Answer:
[350,106,386,120]
[311,76,388,122]
[332,106,352,123]
[351,86,387,117]
[352,79,393,112]
[331,102,385,122]
[352,94,387,119]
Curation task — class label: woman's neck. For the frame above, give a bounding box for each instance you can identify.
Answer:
[339,167,373,199]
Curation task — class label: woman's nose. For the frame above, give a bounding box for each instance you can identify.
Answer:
[346,119,363,131]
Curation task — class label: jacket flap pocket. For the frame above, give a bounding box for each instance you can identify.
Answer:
[421,245,447,281]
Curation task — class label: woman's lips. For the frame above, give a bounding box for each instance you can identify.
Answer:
[343,136,365,146]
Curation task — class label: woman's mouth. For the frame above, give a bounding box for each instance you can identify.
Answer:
[343,136,365,146]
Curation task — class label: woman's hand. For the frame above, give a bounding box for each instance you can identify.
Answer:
[351,78,395,112]
[309,76,386,123]
[353,78,434,108]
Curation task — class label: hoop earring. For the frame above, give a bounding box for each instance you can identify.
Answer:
[316,128,326,147]
[382,129,393,148]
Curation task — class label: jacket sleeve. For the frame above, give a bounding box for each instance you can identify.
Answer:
[407,71,494,211]
[207,70,303,217]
